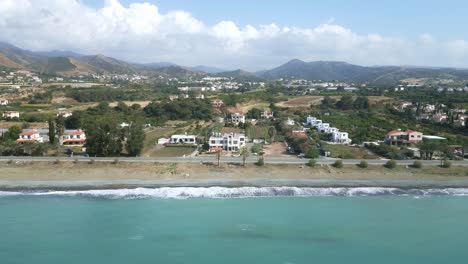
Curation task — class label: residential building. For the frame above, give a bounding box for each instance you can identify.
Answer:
[324,127,339,134]
[17,130,44,143]
[261,110,274,119]
[385,130,423,146]
[316,123,330,133]
[195,94,205,99]
[169,95,179,101]
[2,111,20,119]
[209,133,246,152]
[231,113,245,125]
[306,116,322,126]
[57,111,73,118]
[0,99,8,106]
[61,129,86,146]
[332,131,351,144]
[169,134,197,145]
[211,99,224,107]
[286,118,295,126]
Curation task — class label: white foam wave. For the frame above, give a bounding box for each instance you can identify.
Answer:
[1,187,468,199]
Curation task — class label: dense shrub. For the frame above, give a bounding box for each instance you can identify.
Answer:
[358,160,368,168]
[307,159,316,168]
[385,160,397,169]
[441,160,452,168]
[412,161,422,168]
[332,160,343,168]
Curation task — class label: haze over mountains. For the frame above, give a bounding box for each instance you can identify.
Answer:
[1,42,468,84]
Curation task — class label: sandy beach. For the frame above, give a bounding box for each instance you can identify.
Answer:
[1,161,468,190]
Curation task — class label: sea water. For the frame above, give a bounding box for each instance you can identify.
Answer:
[1,187,468,264]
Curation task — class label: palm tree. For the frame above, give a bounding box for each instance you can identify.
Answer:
[240,146,250,166]
[268,127,277,143]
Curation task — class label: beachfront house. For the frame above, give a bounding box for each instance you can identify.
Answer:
[209,132,246,152]
[60,129,86,146]
[169,134,197,145]
[385,130,423,146]
[17,130,44,143]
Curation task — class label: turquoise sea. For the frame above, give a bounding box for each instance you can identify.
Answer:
[1,187,468,264]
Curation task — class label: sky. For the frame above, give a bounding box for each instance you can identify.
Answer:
[1,0,468,70]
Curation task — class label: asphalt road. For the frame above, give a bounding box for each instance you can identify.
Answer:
[0,156,467,166]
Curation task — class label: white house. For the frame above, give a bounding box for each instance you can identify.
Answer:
[231,113,246,125]
[195,94,205,99]
[316,123,330,133]
[0,99,8,106]
[61,129,86,146]
[57,111,73,118]
[261,110,274,119]
[2,111,20,119]
[169,134,197,145]
[209,133,246,152]
[17,130,44,143]
[306,116,323,127]
[324,127,339,134]
[286,118,295,126]
[332,131,351,144]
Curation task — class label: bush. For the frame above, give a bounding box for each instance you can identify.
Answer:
[412,161,422,169]
[332,160,343,168]
[307,159,316,168]
[73,158,79,164]
[441,160,451,168]
[53,159,60,165]
[255,157,265,166]
[112,158,119,164]
[385,160,397,169]
[358,160,368,168]
[88,159,95,165]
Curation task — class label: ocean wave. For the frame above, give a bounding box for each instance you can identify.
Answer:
[1,187,468,199]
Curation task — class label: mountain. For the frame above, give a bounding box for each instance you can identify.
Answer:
[216,69,264,81]
[34,50,85,58]
[142,62,178,69]
[257,59,468,84]
[190,65,227,74]
[76,54,137,74]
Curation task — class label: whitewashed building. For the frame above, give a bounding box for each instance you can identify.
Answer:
[2,111,20,119]
[332,131,351,144]
[209,133,246,152]
[57,111,73,118]
[0,99,8,106]
[169,134,197,145]
[17,130,44,143]
[61,129,86,146]
[231,113,246,125]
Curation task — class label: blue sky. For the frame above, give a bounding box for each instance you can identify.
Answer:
[81,0,468,40]
[1,0,468,69]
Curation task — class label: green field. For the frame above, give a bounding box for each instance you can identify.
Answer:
[246,126,273,140]
[150,146,197,157]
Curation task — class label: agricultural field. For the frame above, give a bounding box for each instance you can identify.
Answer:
[246,125,274,140]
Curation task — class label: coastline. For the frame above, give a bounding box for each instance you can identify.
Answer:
[1,161,468,191]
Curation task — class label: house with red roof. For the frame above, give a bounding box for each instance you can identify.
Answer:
[60,129,86,146]
[385,129,423,146]
[17,130,44,143]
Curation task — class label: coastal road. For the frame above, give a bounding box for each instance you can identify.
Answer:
[0,156,467,166]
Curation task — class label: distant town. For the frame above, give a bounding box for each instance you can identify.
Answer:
[1,63,467,166]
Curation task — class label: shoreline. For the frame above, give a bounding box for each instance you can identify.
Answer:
[1,161,468,191]
[2,179,468,191]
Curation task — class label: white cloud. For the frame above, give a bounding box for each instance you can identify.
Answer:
[0,0,467,70]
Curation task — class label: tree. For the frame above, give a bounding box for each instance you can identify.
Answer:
[336,95,354,110]
[358,160,368,168]
[255,157,265,166]
[321,96,336,108]
[268,127,277,143]
[125,122,145,156]
[333,160,343,168]
[84,117,123,157]
[216,150,221,166]
[413,161,422,168]
[48,119,56,145]
[55,116,65,136]
[239,146,250,166]
[385,160,397,169]
[353,96,370,110]
[307,159,316,167]
[65,113,81,129]
[1,126,21,142]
